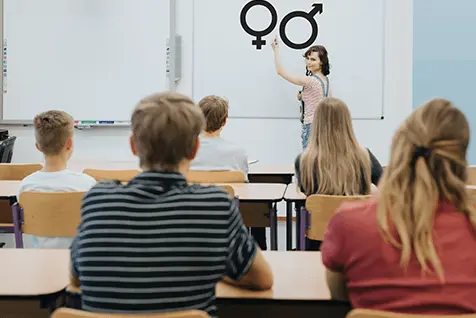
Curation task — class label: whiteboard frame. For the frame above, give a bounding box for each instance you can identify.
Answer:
[191,0,387,120]
[0,0,178,126]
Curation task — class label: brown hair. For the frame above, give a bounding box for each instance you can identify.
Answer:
[131,92,205,171]
[299,97,371,195]
[303,45,330,76]
[197,95,229,133]
[34,110,74,156]
[377,98,476,281]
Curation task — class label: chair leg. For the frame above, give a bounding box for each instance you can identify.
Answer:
[299,207,307,250]
[11,204,23,248]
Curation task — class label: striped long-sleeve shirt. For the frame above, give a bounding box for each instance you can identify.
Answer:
[71,171,257,316]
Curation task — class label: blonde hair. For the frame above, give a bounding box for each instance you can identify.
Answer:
[377,98,476,281]
[299,98,371,196]
[33,110,74,156]
[197,95,228,132]
[131,91,205,171]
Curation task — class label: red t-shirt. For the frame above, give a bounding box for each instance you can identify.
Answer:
[321,196,476,314]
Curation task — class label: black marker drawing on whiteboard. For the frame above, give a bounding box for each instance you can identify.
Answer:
[240,0,278,50]
[280,4,323,50]
[240,1,324,50]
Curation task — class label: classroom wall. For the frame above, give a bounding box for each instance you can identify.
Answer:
[413,0,476,164]
[8,0,413,167]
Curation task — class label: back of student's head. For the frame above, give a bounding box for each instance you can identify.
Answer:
[377,98,475,281]
[34,110,74,156]
[300,97,371,195]
[197,95,228,133]
[131,92,205,171]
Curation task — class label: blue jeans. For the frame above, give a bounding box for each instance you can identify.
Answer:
[301,123,311,150]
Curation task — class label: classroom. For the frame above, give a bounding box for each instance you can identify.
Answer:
[1,0,476,317]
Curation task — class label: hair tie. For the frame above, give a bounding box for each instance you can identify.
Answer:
[413,146,432,161]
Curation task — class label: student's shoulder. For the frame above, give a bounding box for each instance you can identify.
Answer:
[20,170,43,183]
[334,196,377,225]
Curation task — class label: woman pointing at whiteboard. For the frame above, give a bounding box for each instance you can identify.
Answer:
[271,37,331,149]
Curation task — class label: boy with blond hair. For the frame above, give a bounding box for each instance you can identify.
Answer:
[18,110,96,248]
[70,92,273,315]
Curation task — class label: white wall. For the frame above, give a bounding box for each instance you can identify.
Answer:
[8,0,413,167]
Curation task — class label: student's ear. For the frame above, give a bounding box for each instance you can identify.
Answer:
[35,142,41,152]
[65,137,73,151]
[130,135,138,156]
[189,137,200,160]
[222,118,227,128]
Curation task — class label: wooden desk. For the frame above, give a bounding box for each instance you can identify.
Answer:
[220,183,287,251]
[284,183,306,250]
[0,249,70,297]
[216,251,350,318]
[0,180,21,199]
[248,164,294,184]
[217,251,329,300]
[0,249,349,318]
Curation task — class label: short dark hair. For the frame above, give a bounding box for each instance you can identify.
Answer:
[303,45,330,76]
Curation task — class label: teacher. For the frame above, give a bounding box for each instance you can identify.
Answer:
[271,37,331,149]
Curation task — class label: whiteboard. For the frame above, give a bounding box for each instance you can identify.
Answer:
[193,0,385,119]
[2,0,169,121]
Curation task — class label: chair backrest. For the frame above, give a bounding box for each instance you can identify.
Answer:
[18,191,86,236]
[52,308,210,318]
[305,194,371,240]
[0,163,43,180]
[0,136,16,163]
[467,165,476,185]
[83,169,140,182]
[220,185,235,197]
[186,170,245,183]
[346,309,476,318]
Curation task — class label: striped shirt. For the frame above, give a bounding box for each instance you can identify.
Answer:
[71,171,257,316]
[301,75,332,124]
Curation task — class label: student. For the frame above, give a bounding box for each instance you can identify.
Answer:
[191,95,267,251]
[322,98,476,314]
[294,97,383,249]
[18,110,97,249]
[191,95,248,176]
[70,92,273,316]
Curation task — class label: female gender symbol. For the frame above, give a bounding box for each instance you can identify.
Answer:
[279,3,323,50]
[240,0,278,50]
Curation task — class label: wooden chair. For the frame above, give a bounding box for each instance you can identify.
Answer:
[299,194,371,250]
[15,191,86,248]
[83,168,140,182]
[467,165,476,185]
[0,163,43,235]
[346,309,476,318]
[0,163,42,180]
[220,185,235,197]
[186,170,245,183]
[52,308,210,318]
[186,170,268,227]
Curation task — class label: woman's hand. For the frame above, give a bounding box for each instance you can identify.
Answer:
[271,36,279,52]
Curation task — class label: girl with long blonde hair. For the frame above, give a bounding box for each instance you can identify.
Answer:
[295,97,382,196]
[294,97,383,249]
[321,98,476,314]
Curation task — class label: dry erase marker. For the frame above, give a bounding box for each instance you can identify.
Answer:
[99,121,114,124]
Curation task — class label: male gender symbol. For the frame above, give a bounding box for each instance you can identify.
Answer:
[240,0,278,50]
[279,3,324,50]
